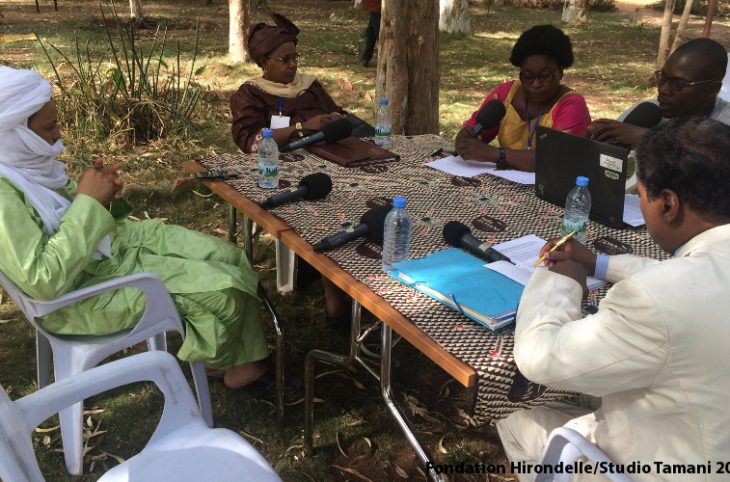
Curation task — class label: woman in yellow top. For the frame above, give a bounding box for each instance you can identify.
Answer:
[455,25,591,172]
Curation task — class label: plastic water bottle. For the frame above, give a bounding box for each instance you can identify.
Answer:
[374,98,392,148]
[257,128,279,189]
[382,196,412,273]
[561,176,591,244]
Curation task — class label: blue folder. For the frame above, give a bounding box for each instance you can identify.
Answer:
[390,248,524,330]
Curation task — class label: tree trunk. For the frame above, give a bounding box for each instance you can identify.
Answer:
[576,0,588,22]
[129,0,144,23]
[656,0,675,68]
[376,0,439,136]
[703,0,717,37]
[228,0,249,63]
[562,0,577,22]
[439,0,470,34]
[562,0,587,23]
[670,0,694,53]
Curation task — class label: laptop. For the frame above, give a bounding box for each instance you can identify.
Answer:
[535,126,630,229]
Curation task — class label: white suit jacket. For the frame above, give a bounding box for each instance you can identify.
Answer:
[515,224,730,480]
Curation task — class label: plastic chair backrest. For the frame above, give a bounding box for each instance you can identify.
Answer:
[536,427,631,482]
[720,53,730,103]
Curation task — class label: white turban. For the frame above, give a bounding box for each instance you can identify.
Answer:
[0,66,111,259]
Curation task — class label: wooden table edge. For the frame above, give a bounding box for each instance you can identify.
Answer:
[182,160,291,237]
[280,230,477,388]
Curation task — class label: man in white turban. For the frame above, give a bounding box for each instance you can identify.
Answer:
[0,66,269,389]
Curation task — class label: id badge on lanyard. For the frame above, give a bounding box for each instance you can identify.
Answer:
[270,97,290,129]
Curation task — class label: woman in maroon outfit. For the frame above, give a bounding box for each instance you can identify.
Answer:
[230,14,350,153]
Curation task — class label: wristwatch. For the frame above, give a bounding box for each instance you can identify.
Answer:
[496,147,508,170]
[295,122,304,138]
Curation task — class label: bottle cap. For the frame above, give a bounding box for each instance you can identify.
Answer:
[392,196,406,208]
[380,98,389,106]
[262,128,273,137]
[576,176,589,187]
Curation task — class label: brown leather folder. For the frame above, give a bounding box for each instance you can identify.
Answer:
[305,137,400,167]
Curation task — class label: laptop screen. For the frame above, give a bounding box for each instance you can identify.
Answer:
[534,126,629,229]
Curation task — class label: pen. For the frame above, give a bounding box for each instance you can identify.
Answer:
[533,230,577,267]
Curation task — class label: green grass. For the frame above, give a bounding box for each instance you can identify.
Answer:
[1,0,729,480]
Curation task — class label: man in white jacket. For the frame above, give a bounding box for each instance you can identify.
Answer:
[498,117,730,481]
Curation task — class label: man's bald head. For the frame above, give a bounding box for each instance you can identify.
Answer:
[670,38,727,82]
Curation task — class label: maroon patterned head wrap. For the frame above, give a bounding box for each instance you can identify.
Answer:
[247,13,300,67]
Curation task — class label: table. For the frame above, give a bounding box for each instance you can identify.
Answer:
[185,136,666,481]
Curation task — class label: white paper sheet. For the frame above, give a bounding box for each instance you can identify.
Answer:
[487,235,605,289]
[485,169,536,185]
[426,155,535,184]
[623,194,645,227]
[425,155,495,177]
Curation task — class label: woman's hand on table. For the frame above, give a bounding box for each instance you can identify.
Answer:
[454,127,496,163]
[303,112,344,130]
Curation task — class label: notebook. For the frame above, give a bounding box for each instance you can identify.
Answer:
[390,248,524,330]
[306,137,400,167]
[535,126,630,229]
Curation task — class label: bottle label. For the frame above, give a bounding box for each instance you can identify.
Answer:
[259,165,278,178]
[375,126,391,136]
[561,218,586,236]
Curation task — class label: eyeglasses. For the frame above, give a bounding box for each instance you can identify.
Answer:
[519,69,557,85]
[653,70,722,92]
[269,53,300,65]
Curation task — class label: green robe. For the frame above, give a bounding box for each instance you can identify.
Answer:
[0,176,268,370]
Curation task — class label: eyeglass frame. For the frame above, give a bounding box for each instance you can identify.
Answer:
[519,69,559,85]
[653,70,722,92]
[268,53,300,65]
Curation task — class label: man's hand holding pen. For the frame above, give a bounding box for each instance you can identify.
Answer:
[538,237,598,295]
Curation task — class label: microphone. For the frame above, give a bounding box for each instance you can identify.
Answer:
[623,102,662,128]
[280,117,353,152]
[258,172,332,209]
[313,205,390,252]
[473,99,507,135]
[443,221,512,263]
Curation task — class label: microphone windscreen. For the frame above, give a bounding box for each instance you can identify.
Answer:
[623,102,662,128]
[299,172,332,200]
[360,205,391,242]
[475,99,506,130]
[321,117,353,143]
[442,221,471,247]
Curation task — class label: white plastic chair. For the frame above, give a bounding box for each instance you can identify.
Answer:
[536,427,631,482]
[0,350,281,482]
[720,53,730,102]
[0,270,213,476]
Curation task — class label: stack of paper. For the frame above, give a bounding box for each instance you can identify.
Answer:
[426,155,535,185]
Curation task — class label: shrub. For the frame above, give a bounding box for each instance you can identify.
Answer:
[496,0,617,13]
[35,0,204,151]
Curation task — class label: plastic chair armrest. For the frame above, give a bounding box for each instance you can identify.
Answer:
[26,272,169,318]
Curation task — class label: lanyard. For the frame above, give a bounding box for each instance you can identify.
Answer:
[277,97,284,116]
[524,98,546,151]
